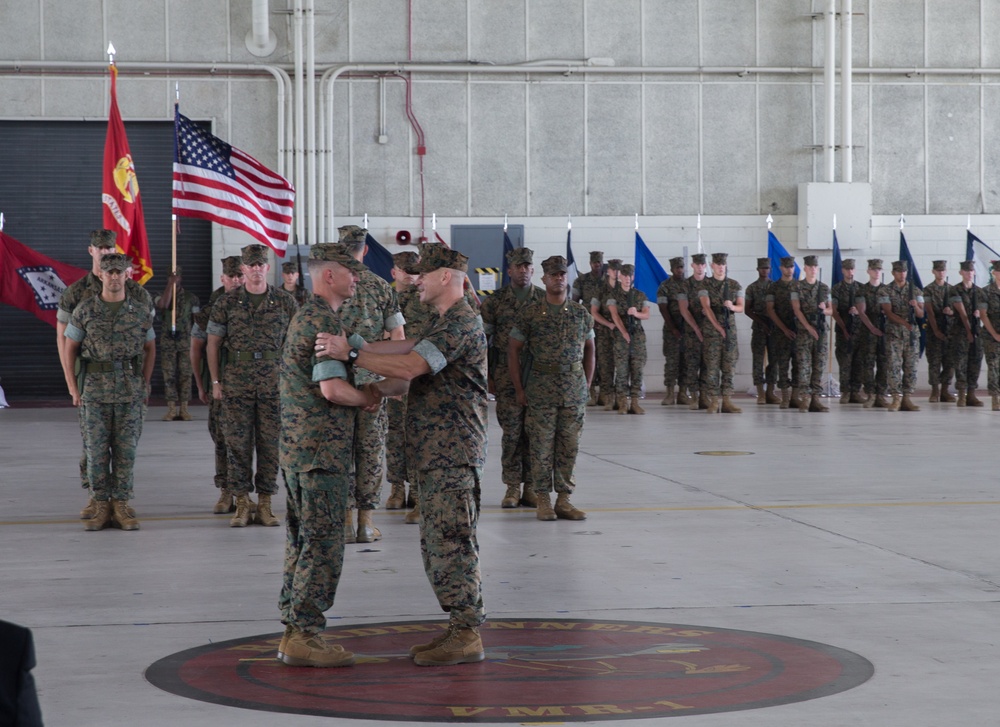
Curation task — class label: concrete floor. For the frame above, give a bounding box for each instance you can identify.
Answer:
[1,396,999,726]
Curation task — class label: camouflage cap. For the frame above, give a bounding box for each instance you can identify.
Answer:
[337,224,368,245]
[691,253,707,265]
[542,255,569,274]
[414,243,469,273]
[507,247,534,266]
[619,263,635,277]
[393,251,420,273]
[281,262,298,273]
[960,260,975,272]
[892,260,908,272]
[90,229,117,249]
[670,256,685,268]
[867,258,883,270]
[309,243,367,273]
[756,257,771,268]
[841,258,855,269]
[222,256,243,277]
[780,256,796,268]
[803,255,819,266]
[991,260,1000,272]
[607,259,623,271]
[590,250,604,263]
[99,253,131,273]
[241,244,270,266]
[711,252,728,265]
[932,260,947,271]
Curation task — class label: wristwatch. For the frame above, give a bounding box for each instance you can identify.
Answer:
[346,348,360,365]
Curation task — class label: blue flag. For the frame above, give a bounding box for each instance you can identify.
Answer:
[831,230,844,287]
[566,229,578,292]
[966,229,1000,284]
[501,230,515,288]
[363,232,394,283]
[634,231,668,300]
[767,231,801,282]
[898,231,923,290]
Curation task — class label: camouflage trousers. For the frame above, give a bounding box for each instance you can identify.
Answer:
[350,400,387,510]
[525,401,585,495]
[613,330,647,397]
[80,399,147,502]
[834,329,864,394]
[159,336,193,403]
[948,332,983,390]
[493,364,532,487]
[385,395,410,486]
[221,391,280,496]
[795,330,829,396]
[595,326,616,394]
[885,330,918,395]
[924,333,953,387]
[77,407,89,489]
[702,330,738,396]
[681,330,705,393]
[208,397,227,489]
[858,328,888,396]
[414,466,484,629]
[983,336,1000,394]
[750,325,775,386]
[771,329,798,390]
[661,326,685,389]
[279,469,348,634]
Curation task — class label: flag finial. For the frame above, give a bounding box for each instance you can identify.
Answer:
[832,213,837,231]
[766,213,773,231]
[899,214,905,230]
[967,214,971,230]
[503,214,508,232]
[567,215,572,231]
[0,212,4,231]
[697,213,701,230]
[107,43,116,64]
[363,213,368,229]
[634,213,639,231]
[431,213,436,231]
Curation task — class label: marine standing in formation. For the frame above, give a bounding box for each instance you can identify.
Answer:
[697,252,744,413]
[923,260,955,402]
[480,247,544,508]
[831,258,865,404]
[947,260,984,407]
[509,255,595,522]
[570,250,605,405]
[858,259,889,408]
[591,259,620,409]
[207,243,298,528]
[154,266,200,421]
[977,260,1000,411]
[678,253,709,410]
[766,256,798,409]
[877,260,924,412]
[607,263,650,414]
[791,255,832,413]
[656,256,689,405]
[743,257,779,405]
[281,260,310,307]
[61,253,156,531]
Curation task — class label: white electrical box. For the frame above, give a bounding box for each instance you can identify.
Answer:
[797,182,872,250]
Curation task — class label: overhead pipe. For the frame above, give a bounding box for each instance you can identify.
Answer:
[840,0,853,182]
[823,0,836,182]
[306,0,317,246]
[292,0,305,246]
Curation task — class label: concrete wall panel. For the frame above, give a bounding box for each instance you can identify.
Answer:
[313,0,349,63]
[927,0,980,68]
[412,0,467,61]
[167,0,230,62]
[471,0,526,63]
[349,81,413,216]
[107,0,166,62]
[644,84,700,214]
[985,2,1000,68]
[586,0,642,67]
[758,0,812,67]
[470,84,527,216]
[0,79,43,116]
[586,83,642,215]
[528,83,585,215]
[43,0,103,62]
[759,83,813,215]
[642,0,698,66]
[870,85,924,215]
[412,82,469,216]
[702,83,757,214]
[984,87,1000,213]
[701,0,756,66]
[927,85,980,213]
[230,80,281,172]
[870,0,924,67]
[0,1,40,59]
[527,0,583,61]
[43,79,105,119]
[351,0,408,62]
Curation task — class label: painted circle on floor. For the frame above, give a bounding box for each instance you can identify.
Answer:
[145,618,873,721]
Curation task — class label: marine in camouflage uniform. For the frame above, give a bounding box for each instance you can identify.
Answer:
[480,246,545,508]
[677,254,709,409]
[207,244,298,527]
[791,255,831,413]
[608,264,650,414]
[765,255,799,408]
[509,255,595,522]
[858,259,889,408]
[336,226,405,543]
[922,260,955,402]
[281,260,310,307]
[657,257,689,405]
[191,256,244,513]
[276,243,373,668]
[744,257,778,405]
[591,259,620,408]
[571,250,605,403]
[62,254,156,532]
[947,260,985,407]
[56,229,153,518]
[976,260,1000,410]
[877,260,924,411]
[154,266,200,421]
[697,253,744,413]
[831,259,865,404]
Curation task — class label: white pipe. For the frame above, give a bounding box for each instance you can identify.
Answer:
[824,0,836,183]
[306,0,316,246]
[293,0,305,246]
[252,0,270,49]
[841,0,853,182]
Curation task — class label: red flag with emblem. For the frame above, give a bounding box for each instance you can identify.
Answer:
[102,64,153,284]
[0,231,88,327]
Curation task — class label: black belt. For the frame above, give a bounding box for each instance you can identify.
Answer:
[532,361,583,374]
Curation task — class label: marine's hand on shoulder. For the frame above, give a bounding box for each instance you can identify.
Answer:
[315,331,350,360]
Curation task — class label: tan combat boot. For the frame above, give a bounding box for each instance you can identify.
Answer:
[705,396,719,413]
[587,386,598,406]
[80,496,98,519]
[765,383,782,404]
[385,482,406,509]
[790,388,801,409]
[413,627,484,666]
[520,485,538,507]
[862,392,875,408]
[501,485,521,508]
[629,397,645,415]
[83,500,113,531]
[929,384,940,402]
[404,502,421,524]
[840,392,851,405]
[554,492,587,520]
[689,391,700,411]
[993,394,1000,411]
[779,388,791,409]
[356,510,381,542]
[756,384,766,405]
[887,394,901,412]
[597,390,608,407]
[255,494,280,527]
[850,391,866,404]
[661,388,674,405]
[617,395,628,415]
[111,499,140,530]
[798,392,810,412]
[603,394,615,411]
[873,394,889,408]
[535,492,557,521]
[344,508,357,543]
[676,389,692,406]
[178,402,192,421]
[721,396,742,413]
[280,630,355,667]
[409,625,455,657]
[956,388,967,407]
[900,394,920,412]
[230,494,252,527]
[162,402,177,421]
[966,389,984,407]
[276,624,294,661]
[213,489,235,514]
[940,387,956,403]
[809,395,830,413]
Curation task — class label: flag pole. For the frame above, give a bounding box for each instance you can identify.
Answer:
[170,83,180,332]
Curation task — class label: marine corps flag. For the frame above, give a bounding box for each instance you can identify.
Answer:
[102,64,153,284]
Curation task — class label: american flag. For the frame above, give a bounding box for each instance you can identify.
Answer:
[172,110,294,256]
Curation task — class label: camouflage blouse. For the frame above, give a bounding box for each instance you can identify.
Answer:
[339,269,404,386]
